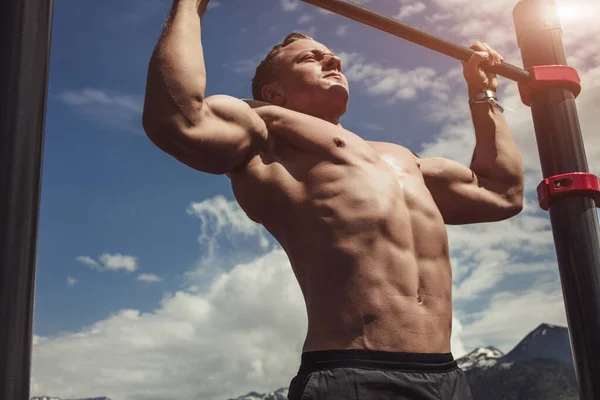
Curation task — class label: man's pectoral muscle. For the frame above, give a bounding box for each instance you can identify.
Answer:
[419,156,523,225]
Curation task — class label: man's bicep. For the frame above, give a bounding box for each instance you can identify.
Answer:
[152,95,268,174]
[420,157,520,224]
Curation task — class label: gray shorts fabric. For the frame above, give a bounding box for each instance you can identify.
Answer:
[287,349,474,400]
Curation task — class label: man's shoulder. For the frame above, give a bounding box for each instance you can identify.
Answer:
[241,99,271,109]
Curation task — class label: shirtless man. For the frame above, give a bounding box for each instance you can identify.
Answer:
[142,0,524,398]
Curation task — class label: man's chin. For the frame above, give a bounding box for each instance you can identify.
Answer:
[326,84,349,103]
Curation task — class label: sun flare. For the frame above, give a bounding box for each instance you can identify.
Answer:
[557,4,583,22]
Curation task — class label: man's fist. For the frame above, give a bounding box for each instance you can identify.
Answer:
[462,41,503,96]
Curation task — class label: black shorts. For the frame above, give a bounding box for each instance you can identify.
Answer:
[287,349,474,400]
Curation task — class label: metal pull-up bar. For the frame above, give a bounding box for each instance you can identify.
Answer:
[300,0,531,83]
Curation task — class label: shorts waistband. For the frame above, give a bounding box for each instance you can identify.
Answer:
[299,349,457,374]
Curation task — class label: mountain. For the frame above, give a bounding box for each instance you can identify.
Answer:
[227,388,288,400]
[465,358,578,400]
[503,323,573,364]
[462,324,578,400]
[456,346,505,371]
[31,397,111,400]
[457,324,574,371]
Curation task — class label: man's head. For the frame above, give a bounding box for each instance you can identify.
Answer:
[252,32,349,122]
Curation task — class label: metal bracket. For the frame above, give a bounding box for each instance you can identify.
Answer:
[537,172,600,210]
[519,65,581,106]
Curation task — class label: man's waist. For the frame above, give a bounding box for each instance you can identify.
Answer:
[298,349,457,375]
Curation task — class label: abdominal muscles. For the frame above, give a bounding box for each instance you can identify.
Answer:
[279,158,452,352]
[234,146,452,353]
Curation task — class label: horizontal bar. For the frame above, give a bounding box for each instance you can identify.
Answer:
[300,0,531,83]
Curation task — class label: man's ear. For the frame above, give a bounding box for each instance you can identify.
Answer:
[261,84,284,105]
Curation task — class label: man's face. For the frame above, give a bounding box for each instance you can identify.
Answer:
[269,39,349,116]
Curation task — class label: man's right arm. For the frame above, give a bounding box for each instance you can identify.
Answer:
[142,0,268,175]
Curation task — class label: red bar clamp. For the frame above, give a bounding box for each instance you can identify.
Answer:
[537,172,600,210]
[519,65,581,106]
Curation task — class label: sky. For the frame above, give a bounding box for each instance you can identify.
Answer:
[30,0,600,399]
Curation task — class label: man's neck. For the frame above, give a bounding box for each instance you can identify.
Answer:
[279,103,344,126]
[321,115,341,126]
[303,108,343,126]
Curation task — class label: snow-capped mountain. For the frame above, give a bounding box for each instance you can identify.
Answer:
[31,397,111,400]
[456,323,573,372]
[503,323,573,364]
[227,388,288,400]
[456,346,505,371]
[31,397,62,400]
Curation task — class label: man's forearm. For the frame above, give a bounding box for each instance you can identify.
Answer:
[469,102,524,193]
[143,0,206,129]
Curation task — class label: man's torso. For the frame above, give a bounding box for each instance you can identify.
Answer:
[228,106,453,353]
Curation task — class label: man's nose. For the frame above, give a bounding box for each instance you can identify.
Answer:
[323,55,342,71]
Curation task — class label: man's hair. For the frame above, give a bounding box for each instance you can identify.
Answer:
[251,32,313,101]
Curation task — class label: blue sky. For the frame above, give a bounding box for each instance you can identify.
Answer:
[32,0,600,399]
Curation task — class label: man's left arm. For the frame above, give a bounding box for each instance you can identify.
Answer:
[420,42,525,225]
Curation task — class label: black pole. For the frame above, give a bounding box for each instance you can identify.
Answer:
[299,0,531,83]
[0,0,53,399]
[513,0,600,399]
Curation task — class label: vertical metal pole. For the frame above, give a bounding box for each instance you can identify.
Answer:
[513,1,600,398]
[0,0,53,399]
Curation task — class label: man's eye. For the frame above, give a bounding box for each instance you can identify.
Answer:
[303,55,315,61]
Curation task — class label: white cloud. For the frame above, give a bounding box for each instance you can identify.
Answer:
[339,52,451,103]
[137,273,162,283]
[58,89,141,113]
[186,195,270,258]
[335,25,348,36]
[298,13,313,24]
[67,277,78,287]
[230,58,260,77]
[99,253,138,273]
[76,256,100,269]
[360,122,384,131]
[280,0,299,12]
[57,89,144,134]
[77,253,138,273]
[184,195,273,293]
[459,284,568,352]
[395,1,426,20]
[32,250,305,400]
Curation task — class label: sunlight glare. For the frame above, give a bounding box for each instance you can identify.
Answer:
[557,4,583,22]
